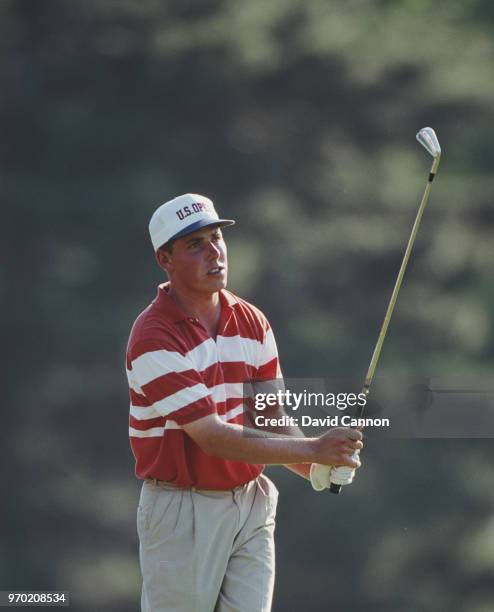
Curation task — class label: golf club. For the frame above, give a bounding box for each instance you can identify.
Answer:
[310,127,442,494]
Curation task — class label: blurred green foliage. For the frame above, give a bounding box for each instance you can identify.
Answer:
[2,0,494,610]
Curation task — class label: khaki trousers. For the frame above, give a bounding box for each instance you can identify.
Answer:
[137,474,279,612]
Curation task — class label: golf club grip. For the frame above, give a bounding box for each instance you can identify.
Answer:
[329,463,357,494]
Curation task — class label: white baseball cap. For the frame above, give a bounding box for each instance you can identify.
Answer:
[149,193,235,251]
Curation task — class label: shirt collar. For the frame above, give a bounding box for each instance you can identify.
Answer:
[154,282,237,323]
[219,288,238,309]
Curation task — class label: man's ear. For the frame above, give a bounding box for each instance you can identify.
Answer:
[155,248,173,273]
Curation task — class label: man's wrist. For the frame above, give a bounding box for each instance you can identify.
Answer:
[302,437,319,464]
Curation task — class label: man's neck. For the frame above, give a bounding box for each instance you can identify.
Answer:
[167,284,222,335]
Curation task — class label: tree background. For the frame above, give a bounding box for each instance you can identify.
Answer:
[2,1,494,610]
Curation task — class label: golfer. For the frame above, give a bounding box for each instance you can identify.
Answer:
[126,193,363,612]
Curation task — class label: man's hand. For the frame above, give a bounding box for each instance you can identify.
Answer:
[246,405,363,474]
[312,427,363,468]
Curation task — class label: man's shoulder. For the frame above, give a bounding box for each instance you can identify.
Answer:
[127,300,183,358]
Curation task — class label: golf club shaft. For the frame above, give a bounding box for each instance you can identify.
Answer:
[360,154,440,406]
[329,153,441,494]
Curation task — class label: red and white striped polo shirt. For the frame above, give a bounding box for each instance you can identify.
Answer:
[126,283,281,490]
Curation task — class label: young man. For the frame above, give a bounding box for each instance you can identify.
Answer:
[126,193,363,612]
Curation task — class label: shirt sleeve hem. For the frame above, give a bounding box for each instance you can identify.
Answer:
[169,402,217,426]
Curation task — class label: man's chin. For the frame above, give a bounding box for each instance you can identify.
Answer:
[213,277,227,291]
[204,274,227,292]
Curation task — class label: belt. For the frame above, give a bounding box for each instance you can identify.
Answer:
[145,477,246,493]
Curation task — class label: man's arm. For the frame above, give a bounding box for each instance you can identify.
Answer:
[244,405,312,479]
[183,413,363,468]
[251,318,319,478]
[284,464,312,480]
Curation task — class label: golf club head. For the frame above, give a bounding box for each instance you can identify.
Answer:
[416,127,441,158]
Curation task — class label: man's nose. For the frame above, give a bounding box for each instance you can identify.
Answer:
[206,240,221,258]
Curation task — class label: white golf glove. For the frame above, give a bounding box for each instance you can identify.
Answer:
[310,463,333,491]
[310,462,357,491]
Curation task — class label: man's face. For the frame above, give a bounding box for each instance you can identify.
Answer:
[159,225,228,294]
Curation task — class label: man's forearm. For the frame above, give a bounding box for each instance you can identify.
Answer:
[185,413,362,469]
[201,420,318,465]
[284,463,311,479]
[251,408,312,479]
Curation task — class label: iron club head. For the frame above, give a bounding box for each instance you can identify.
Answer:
[416,127,441,158]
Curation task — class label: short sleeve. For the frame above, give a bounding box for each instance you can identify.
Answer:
[256,323,282,381]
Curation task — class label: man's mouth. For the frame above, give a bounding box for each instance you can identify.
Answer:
[207,266,225,276]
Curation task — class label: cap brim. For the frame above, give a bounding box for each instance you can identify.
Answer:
[168,218,235,243]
